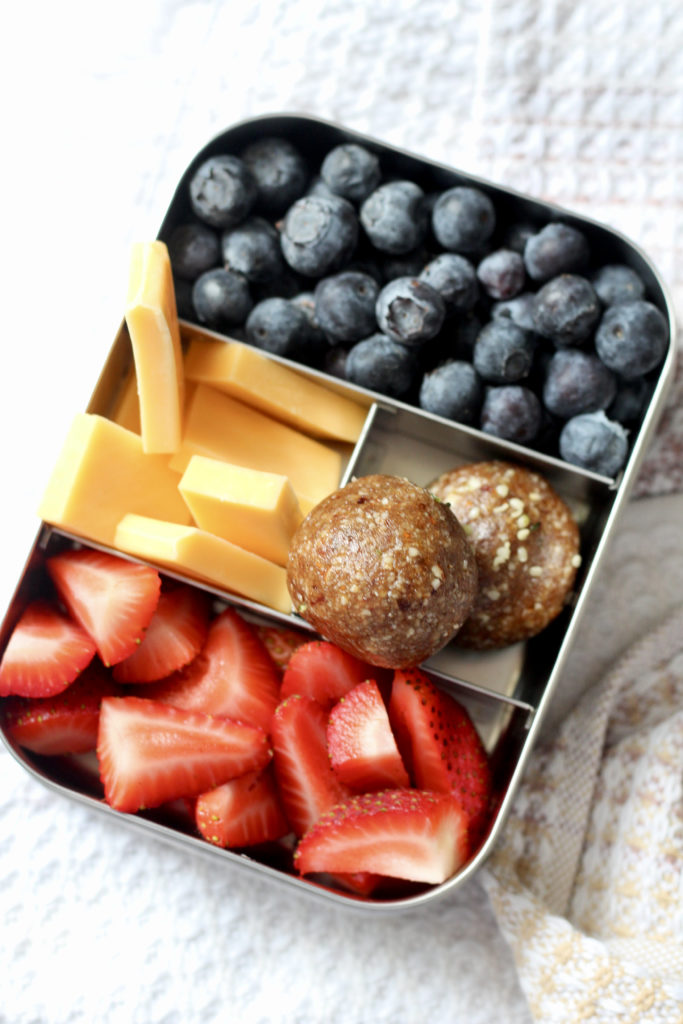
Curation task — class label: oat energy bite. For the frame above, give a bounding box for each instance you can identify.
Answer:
[286,474,478,668]
[429,461,580,649]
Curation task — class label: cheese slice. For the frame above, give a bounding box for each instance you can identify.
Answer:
[168,384,341,514]
[179,456,302,567]
[38,413,191,546]
[184,337,367,443]
[114,514,292,614]
[125,240,184,453]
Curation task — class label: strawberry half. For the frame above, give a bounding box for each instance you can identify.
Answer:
[141,607,280,732]
[294,788,469,884]
[196,768,290,848]
[327,680,410,792]
[271,693,350,836]
[47,549,161,666]
[112,584,211,684]
[1,659,119,754]
[255,623,310,672]
[97,696,272,812]
[0,600,96,698]
[388,668,492,846]
[280,640,376,707]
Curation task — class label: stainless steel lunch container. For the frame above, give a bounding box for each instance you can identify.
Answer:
[0,114,677,912]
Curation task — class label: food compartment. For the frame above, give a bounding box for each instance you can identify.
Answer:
[157,113,677,485]
[0,526,533,910]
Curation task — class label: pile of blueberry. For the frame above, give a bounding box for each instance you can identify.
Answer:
[165,136,669,479]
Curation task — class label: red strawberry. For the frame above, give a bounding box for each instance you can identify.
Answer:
[255,623,310,672]
[112,584,211,684]
[280,640,376,707]
[47,549,161,666]
[97,696,272,812]
[388,668,492,846]
[294,788,469,884]
[196,768,290,848]
[0,600,96,698]
[271,693,350,836]
[327,680,410,791]
[141,607,280,732]
[1,659,119,754]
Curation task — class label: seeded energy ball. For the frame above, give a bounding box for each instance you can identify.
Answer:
[429,461,580,649]
[287,475,478,668]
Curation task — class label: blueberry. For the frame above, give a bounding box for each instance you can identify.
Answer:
[524,222,590,282]
[591,264,647,307]
[419,253,479,312]
[542,349,617,419]
[320,144,381,204]
[239,137,309,216]
[533,274,601,347]
[360,180,428,255]
[314,271,379,344]
[280,194,358,277]
[167,222,220,281]
[559,411,629,477]
[418,361,482,423]
[491,292,538,333]
[608,377,653,425]
[245,297,312,357]
[345,334,420,397]
[375,276,445,346]
[594,300,668,379]
[221,217,285,283]
[192,268,252,328]
[480,385,542,444]
[431,186,495,253]
[189,155,257,229]
[473,320,535,384]
[476,248,526,300]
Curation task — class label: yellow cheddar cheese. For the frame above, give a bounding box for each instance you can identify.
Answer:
[110,369,141,434]
[38,413,191,546]
[114,514,292,614]
[179,456,302,567]
[125,241,184,454]
[184,337,367,443]
[168,384,342,514]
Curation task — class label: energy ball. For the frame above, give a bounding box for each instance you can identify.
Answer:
[429,461,580,649]
[286,474,478,668]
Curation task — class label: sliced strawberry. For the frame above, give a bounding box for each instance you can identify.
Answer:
[141,607,280,732]
[47,549,161,666]
[196,767,290,848]
[280,640,376,707]
[294,788,469,884]
[1,659,119,754]
[97,695,272,812]
[0,600,96,698]
[112,584,211,684]
[255,623,310,672]
[271,693,350,836]
[327,680,410,792]
[388,669,492,846]
[327,870,383,897]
